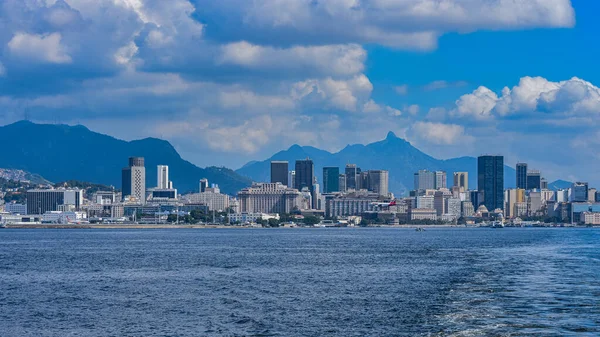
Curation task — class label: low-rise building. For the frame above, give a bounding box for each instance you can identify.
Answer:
[410,208,437,221]
[228,213,280,224]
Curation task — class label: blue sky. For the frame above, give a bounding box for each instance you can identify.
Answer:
[0,0,599,184]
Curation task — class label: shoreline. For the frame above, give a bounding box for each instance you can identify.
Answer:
[1,224,587,229]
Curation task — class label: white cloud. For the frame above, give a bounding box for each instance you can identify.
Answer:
[453,86,498,120]
[219,42,366,77]
[219,90,295,111]
[411,121,473,145]
[406,104,420,115]
[451,76,600,120]
[7,32,72,64]
[292,74,373,112]
[206,0,574,49]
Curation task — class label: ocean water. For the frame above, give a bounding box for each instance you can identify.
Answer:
[0,228,599,336]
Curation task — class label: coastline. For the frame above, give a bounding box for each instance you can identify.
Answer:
[1,224,585,229]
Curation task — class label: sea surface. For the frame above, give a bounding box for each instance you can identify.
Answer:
[0,228,599,336]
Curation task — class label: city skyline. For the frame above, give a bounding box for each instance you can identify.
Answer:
[0,1,598,186]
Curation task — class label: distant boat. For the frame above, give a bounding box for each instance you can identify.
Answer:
[492,221,505,228]
[415,227,425,232]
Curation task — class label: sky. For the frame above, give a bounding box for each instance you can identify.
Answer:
[0,0,599,184]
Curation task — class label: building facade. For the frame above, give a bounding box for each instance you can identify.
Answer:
[122,157,146,204]
[157,165,169,189]
[237,183,304,214]
[26,189,82,215]
[270,161,289,186]
[478,155,504,211]
[323,167,340,193]
[516,163,528,189]
[295,159,314,192]
[453,172,468,191]
[367,170,389,196]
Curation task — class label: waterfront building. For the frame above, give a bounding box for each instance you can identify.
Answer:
[504,189,525,218]
[528,191,542,216]
[229,213,280,224]
[478,155,504,211]
[582,212,600,225]
[516,163,528,189]
[122,157,146,204]
[323,167,340,193]
[237,183,305,214]
[417,195,434,209]
[461,201,475,217]
[445,198,461,218]
[157,165,169,189]
[270,161,289,186]
[453,172,468,191]
[5,203,27,215]
[326,194,379,218]
[183,189,230,211]
[410,208,437,221]
[26,189,83,215]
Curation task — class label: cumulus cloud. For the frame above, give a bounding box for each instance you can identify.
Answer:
[8,32,72,64]
[411,122,473,145]
[0,62,5,77]
[199,0,574,49]
[219,42,366,77]
[451,76,600,120]
[292,74,373,112]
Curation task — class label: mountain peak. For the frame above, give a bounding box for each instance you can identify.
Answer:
[386,131,398,139]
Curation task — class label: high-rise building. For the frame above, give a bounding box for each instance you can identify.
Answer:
[368,170,389,196]
[414,170,435,190]
[26,189,83,215]
[157,165,169,189]
[453,172,468,191]
[270,161,289,186]
[478,155,504,211]
[345,164,359,191]
[237,183,306,214]
[323,167,340,193]
[295,159,314,192]
[516,163,528,189]
[504,189,526,218]
[570,182,589,202]
[358,171,369,190]
[541,178,548,190]
[122,157,146,203]
[199,178,209,193]
[526,170,541,190]
[338,174,346,192]
[435,171,447,189]
[588,188,597,202]
[288,171,296,189]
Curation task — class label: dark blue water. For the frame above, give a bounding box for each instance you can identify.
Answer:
[0,228,599,336]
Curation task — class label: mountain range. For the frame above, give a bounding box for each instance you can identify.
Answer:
[237,132,518,195]
[0,121,251,195]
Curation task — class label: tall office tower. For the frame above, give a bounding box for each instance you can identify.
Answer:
[526,170,541,190]
[541,178,548,190]
[295,158,314,192]
[453,172,469,190]
[368,170,389,196]
[588,188,597,202]
[435,171,447,189]
[122,157,146,203]
[570,182,589,202]
[358,171,369,190]
[338,174,347,192]
[270,161,289,186]
[470,190,482,208]
[288,171,295,189]
[345,164,359,191]
[323,167,340,193]
[504,189,526,218]
[414,170,435,190]
[478,155,504,211]
[516,163,528,189]
[199,178,209,193]
[157,165,169,189]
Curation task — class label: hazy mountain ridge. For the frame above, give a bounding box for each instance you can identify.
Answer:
[237,132,518,195]
[0,121,251,195]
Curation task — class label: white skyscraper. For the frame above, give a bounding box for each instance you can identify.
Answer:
[157,165,169,189]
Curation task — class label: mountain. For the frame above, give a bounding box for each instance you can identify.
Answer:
[548,179,572,191]
[0,168,51,185]
[0,121,251,195]
[237,131,516,195]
